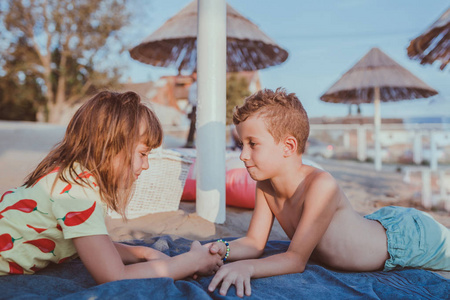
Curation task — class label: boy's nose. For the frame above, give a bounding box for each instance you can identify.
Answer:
[239,148,249,161]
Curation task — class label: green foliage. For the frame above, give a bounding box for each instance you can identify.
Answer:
[226,74,251,125]
[0,36,45,120]
[0,0,131,122]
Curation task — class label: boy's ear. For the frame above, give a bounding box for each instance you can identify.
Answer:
[283,136,297,157]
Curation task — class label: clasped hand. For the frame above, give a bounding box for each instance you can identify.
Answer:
[190,241,223,276]
[207,241,253,298]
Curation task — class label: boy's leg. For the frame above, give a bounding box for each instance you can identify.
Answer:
[414,209,450,271]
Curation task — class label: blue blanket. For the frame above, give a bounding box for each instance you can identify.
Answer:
[1,235,449,299]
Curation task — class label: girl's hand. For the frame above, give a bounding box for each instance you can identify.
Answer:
[208,241,227,260]
[208,261,253,298]
[114,243,170,264]
[189,241,223,276]
[140,246,170,261]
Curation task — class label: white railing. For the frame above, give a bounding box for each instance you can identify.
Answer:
[309,123,450,170]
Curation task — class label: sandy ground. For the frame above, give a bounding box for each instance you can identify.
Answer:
[1,120,449,279]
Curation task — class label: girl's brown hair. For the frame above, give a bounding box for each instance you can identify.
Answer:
[24,91,163,216]
[233,88,309,154]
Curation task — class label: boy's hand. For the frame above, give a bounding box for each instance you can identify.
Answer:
[189,241,223,276]
[208,261,253,298]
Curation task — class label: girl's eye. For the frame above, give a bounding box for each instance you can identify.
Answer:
[249,141,256,147]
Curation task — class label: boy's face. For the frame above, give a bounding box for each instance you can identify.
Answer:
[236,114,285,181]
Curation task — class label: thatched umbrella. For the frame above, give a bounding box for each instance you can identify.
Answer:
[407,8,450,70]
[129,0,288,73]
[320,47,438,170]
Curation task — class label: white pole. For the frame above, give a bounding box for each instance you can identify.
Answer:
[357,126,367,162]
[343,132,350,149]
[421,169,432,209]
[430,131,438,171]
[374,87,382,171]
[439,170,446,206]
[413,131,422,165]
[196,0,226,223]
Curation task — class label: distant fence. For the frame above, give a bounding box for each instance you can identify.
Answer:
[309,123,450,170]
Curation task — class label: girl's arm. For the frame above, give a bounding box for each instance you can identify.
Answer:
[209,182,275,261]
[113,242,170,264]
[74,235,222,284]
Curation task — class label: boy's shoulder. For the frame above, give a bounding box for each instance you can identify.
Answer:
[257,165,338,195]
[303,166,338,193]
[306,166,336,184]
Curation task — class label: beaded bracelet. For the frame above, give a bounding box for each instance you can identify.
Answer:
[217,239,230,262]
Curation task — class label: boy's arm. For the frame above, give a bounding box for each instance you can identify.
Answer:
[113,242,170,264]
[210,182,275,261]
[209,173,340,296]
[74,235,222,284]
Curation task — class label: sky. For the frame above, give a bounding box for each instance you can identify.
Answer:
[119,0,450,120]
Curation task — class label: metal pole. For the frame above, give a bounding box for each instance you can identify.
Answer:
[196,0,226,223]
[374,87,382,171]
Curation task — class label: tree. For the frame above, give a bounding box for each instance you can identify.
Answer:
[0,36,45,121]
[0,0,131,123]
[226,74,251,125]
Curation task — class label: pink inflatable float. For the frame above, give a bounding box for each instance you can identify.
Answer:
[181,156,256,209]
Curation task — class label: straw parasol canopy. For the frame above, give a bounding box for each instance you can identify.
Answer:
[320,47,438,104]
[320,47,438,170]
[129,0,288,73]
[407,7,450,70]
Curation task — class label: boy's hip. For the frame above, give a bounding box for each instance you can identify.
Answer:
[365,206,450,271]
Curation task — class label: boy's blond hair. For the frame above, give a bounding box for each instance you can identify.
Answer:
[233,88,309,154]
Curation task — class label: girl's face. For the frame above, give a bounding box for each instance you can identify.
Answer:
[132,142,151,180]
[112,141,151,182]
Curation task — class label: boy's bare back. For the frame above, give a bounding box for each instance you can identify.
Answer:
[259,164,389,272]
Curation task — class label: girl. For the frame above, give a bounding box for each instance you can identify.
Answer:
[0,91,222,283]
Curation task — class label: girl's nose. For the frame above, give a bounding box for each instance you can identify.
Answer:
[142,157,149,170]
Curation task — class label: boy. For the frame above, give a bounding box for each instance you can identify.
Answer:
[207,88,450,297]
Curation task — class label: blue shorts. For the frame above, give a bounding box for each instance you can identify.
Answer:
[365,206,450,271]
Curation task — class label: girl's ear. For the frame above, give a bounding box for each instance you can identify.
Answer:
[283,136,297,157]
